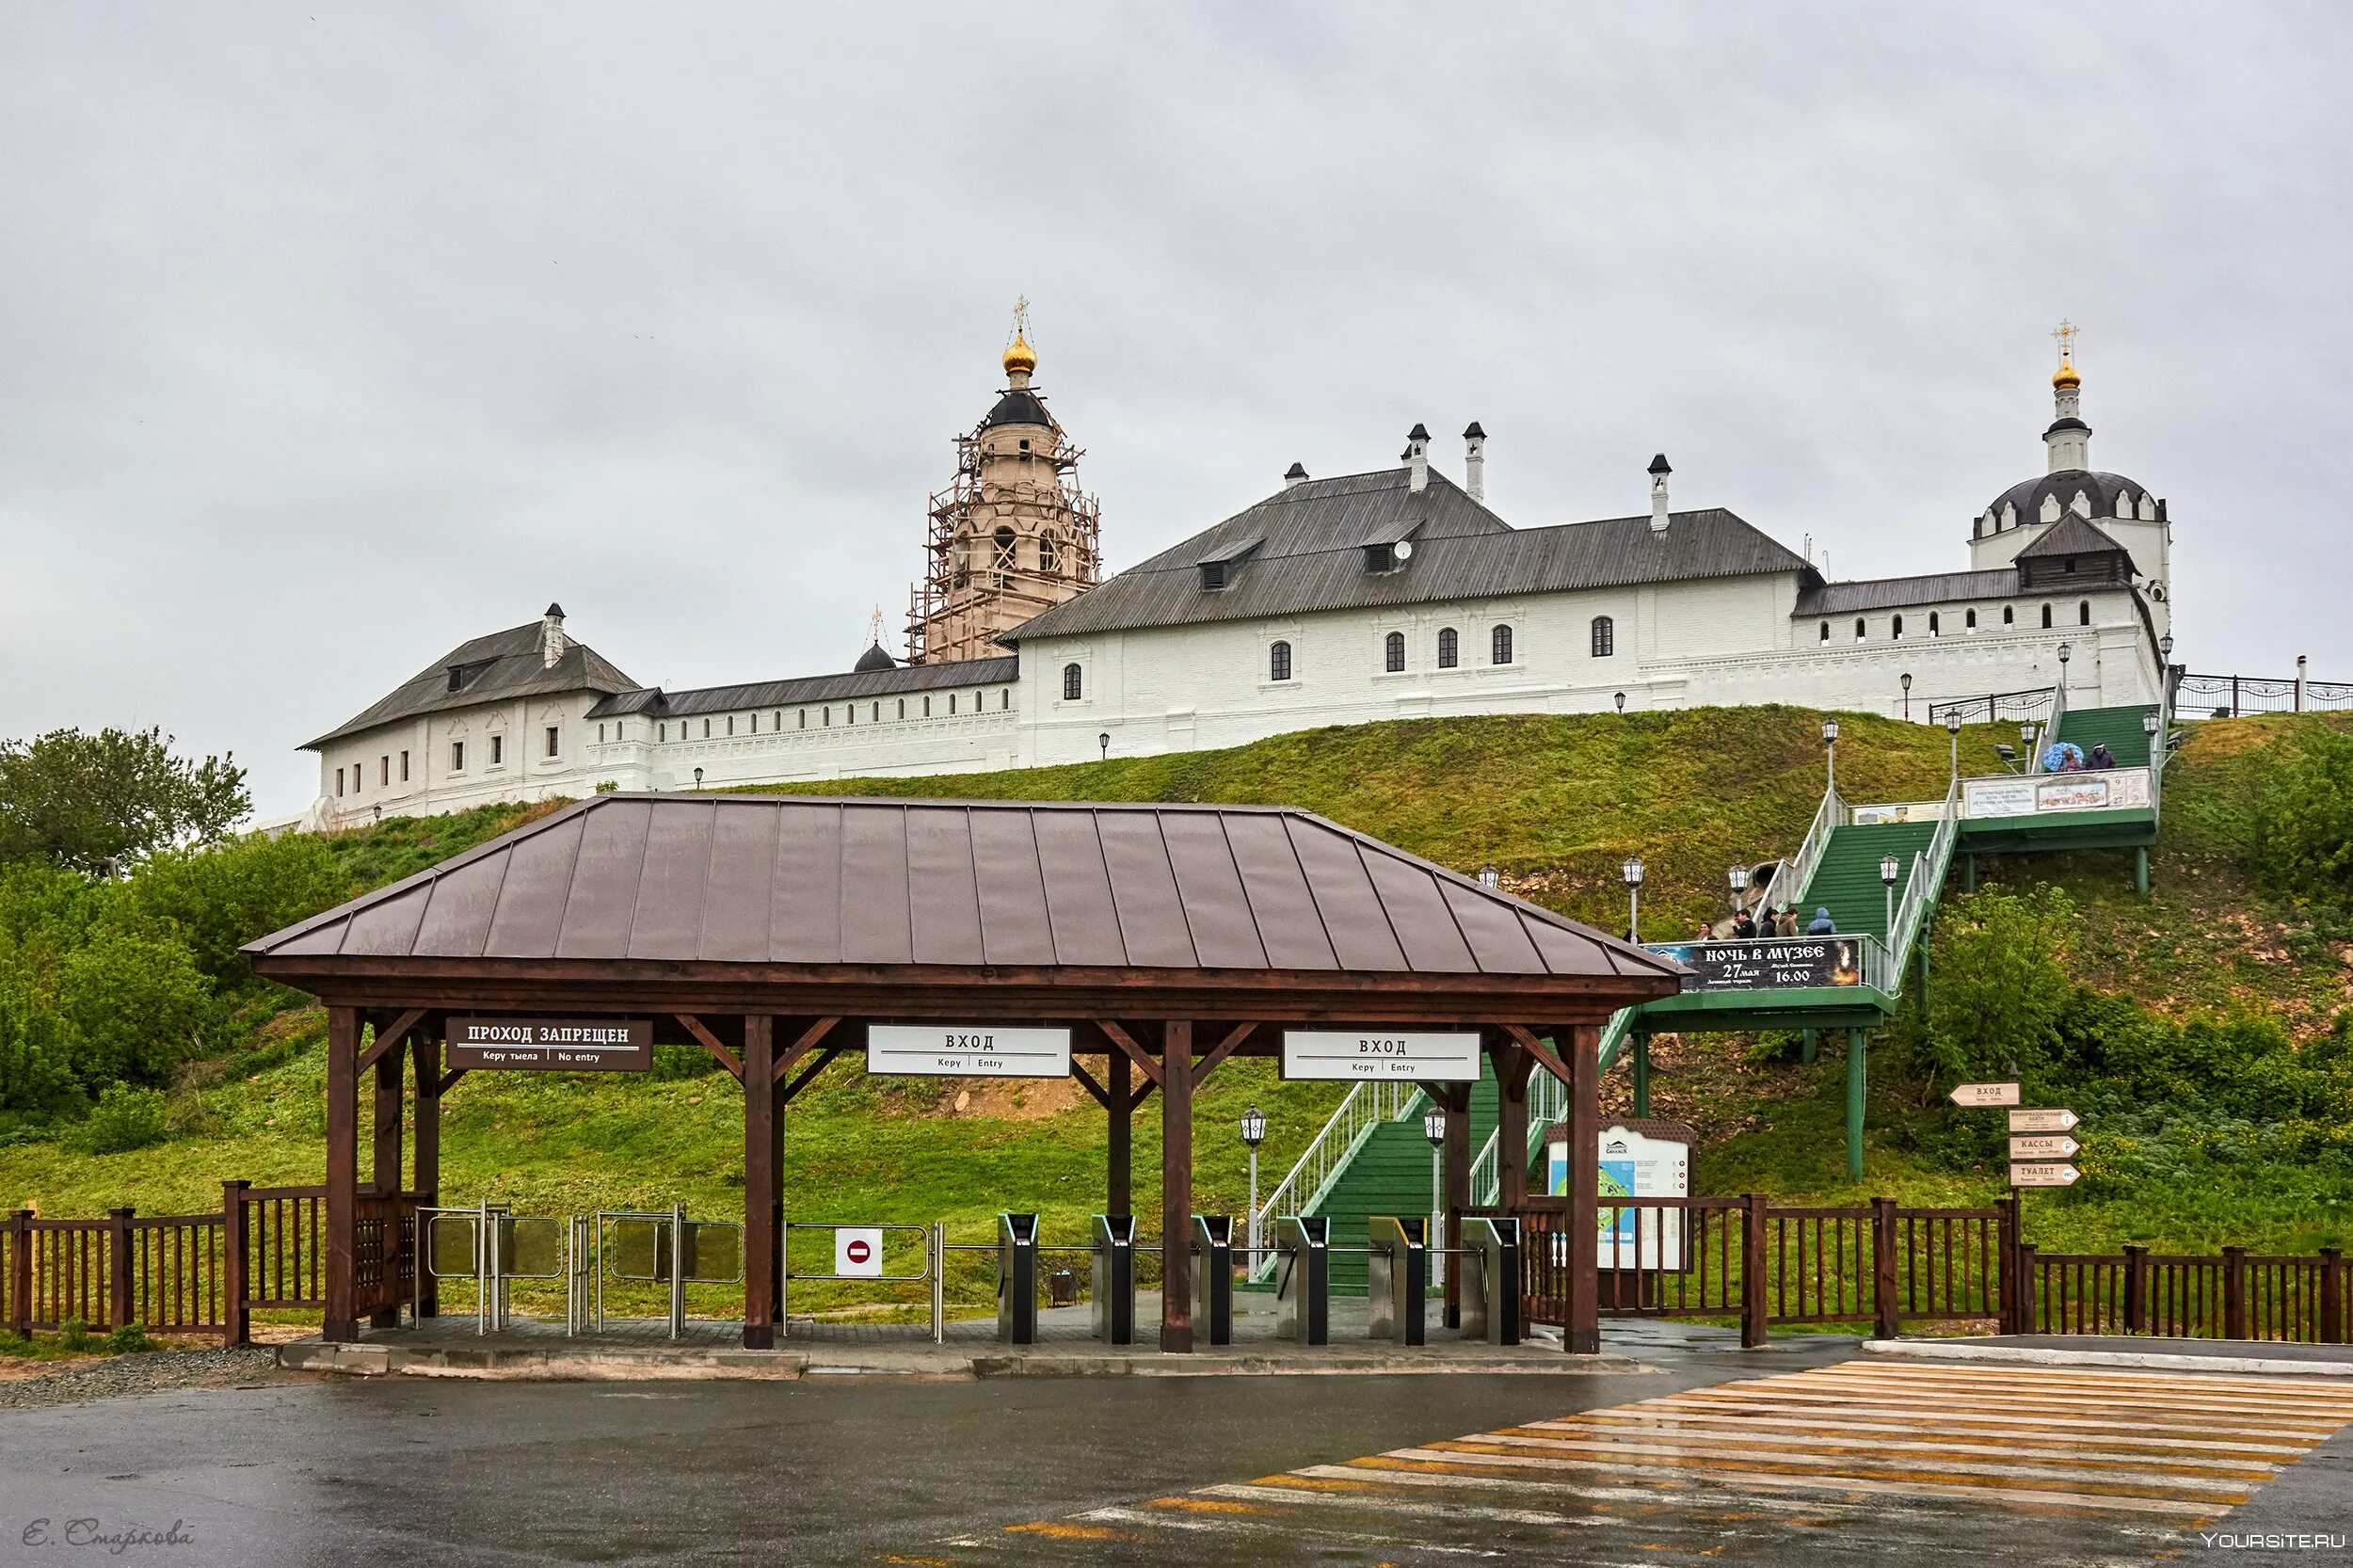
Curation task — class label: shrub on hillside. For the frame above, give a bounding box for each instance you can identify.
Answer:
[2249,723,2353,906]
[1894,886,2076,1088]
[121,831,350,987]
[56,929,215,1088]
[70,1083,169,1154]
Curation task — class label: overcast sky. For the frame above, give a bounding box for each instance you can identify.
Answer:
[4,5,2347,819]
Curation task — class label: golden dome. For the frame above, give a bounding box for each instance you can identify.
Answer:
[2052,355,2080,390]
[1001,334,1036,378]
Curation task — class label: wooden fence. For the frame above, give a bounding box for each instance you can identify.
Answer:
[1,1182,349,1347]
[2025,1244,2349,1343]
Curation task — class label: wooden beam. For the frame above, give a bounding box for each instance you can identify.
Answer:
[1494,1032,1531,1212]
[324,1005,360,1343]
[434,1068,468,1096]
[1097,1020,1164,1088]
[1107,1048,1131,1216]
[1068,1056,1112,1111]
[1503,1023,1576,1094]
[778,1044,844,1105]
[1193,1020,1257,1080]
[411,1029,440,1320]
[1564,1022,1602,1355]
[357,1008,428,1075]
[675,1013,744,1083]
[1160,1020,1193,1353]
[743,1016,777,1350]
[773,1016,841,1086]
[1442,1080,1471,1328]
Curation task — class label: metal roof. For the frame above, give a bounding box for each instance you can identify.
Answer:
[1793,568,2021,616]
[244,793,1681,986]
[1005,467,1810,643]
[584,656,1020,720]
[2013,513,2131,560]
[306,621,642,750]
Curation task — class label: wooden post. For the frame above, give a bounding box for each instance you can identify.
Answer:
[1997,1192,2022,1333]
[325,1004,360,1342]
[1630,1032,1651,1118]
[1872,1196,1899,1340]
[1441,1082,1470,1329]
[1564,1023,1601,1355]
[2017,1243,2040,1333]
[368,1031,404,1329]
[411,1029,440,1319]
[221,1180,251,1348]
[1160,1020,1193,1353]
[2122,1243,2148,1336]
[2223,1245,2248,1340]
[743,1015,777,1350]
[1107,1045,1131,1219]
[107,1208,134,1332]
[1740,1193,1769,1349]
[1496,1037,1532,1212]
[2320,1248,2344,1345]
[8,1210,30,1336]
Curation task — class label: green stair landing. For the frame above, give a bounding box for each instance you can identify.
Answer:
[1305,1062,1501,1292]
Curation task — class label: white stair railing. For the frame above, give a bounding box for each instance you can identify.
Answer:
[1782,786,1848,914]
[1246,1079,1419,1281]
[1881,777,1962,995]
[1466,1055,1575,1207]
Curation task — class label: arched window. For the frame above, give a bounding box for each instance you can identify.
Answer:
[658,724,666,742]
[1436,628,1458,668]
[1892,615,1905,641]
[1928,612,1940,637]
[1270,641,1293,681]
[1591,616,1614,658]
[2003,605,2015,626]
[2078,600,2091,626]
[1040,534,1062,574]
[1965,609,1977,632]
[1854,618,1867,642]
[2041,603,2054,630]
[1490,624,1513,665]
[1384,631,1405,672]
[1062,663,1083,701]
[993,527,1017,569]
[1818,620,1831,643]
[798,709,807,729]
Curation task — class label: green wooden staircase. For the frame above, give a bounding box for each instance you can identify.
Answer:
[1796,819,1938,946]
[2053,703,2157,768]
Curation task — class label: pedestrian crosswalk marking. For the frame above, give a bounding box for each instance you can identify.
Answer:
[931,1360,2353,1560]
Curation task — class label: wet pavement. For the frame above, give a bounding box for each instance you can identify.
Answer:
[3,1329,2350,1565]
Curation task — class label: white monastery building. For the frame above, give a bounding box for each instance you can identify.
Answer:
[305,325,2173,825]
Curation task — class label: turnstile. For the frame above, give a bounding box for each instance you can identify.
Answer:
[1191,1215,1234,1347]
[1273,1215,1329,1347]
[1460,1215,1522,1346]
[1366,1215,1428,1346]
[997,1212,1039,1345]
[1091,1213,1137,1345]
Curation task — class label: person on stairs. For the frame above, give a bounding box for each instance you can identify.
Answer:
[1806,906,1836,936]
[2088,742,2115,770]
[1775,905,1800,937]
[1733,906,1757,939]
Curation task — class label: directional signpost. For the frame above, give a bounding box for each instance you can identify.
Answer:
[1949,1081,2021,1108]
[2009,1161,2081,1188]
[2009,1134,2080,1160]
[2008,1108,2080,1133]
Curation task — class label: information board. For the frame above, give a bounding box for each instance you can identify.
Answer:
[1548,1123,1689,1270]
[1965,770,2152,820]
[1649,938,1864,991]
[1280,1031,1481,1081]
[447,1017,650,1072]
[867,1025,1072,1078]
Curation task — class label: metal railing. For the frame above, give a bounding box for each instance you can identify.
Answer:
[1246,1080,1421,1281]
[2027,678,2069,773]
[1926,687,2058,728]
[1780,787,1845,921]
[2178,670,2353,717]
[1885,778,1961,976]
[1465,1063,1568,1208]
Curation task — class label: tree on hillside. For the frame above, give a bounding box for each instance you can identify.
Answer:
[0,728,249,875]
[2250,723,2353,904]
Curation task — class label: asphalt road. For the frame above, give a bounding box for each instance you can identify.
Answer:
[3,1336,2349,1567]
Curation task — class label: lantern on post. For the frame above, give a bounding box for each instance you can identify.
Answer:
[1821,717,1840,797]
[1881,852,1901,936]
[1622,857,1645,943]
[1239,1107,1267,1261]
[1423,1107,1448,1256]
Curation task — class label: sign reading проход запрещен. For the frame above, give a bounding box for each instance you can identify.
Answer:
[447,1017,651,1071]
[867,1025,1073,1078]
[1281,1031,1481,1081]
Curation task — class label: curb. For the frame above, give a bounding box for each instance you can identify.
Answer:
[1862,1338,2353,1378]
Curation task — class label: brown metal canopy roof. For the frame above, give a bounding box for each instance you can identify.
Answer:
[247,795,1679,1022]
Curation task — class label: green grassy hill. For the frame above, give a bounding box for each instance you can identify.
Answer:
[3,707,2348,1316]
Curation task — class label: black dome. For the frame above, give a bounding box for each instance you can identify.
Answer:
[852,642,897,674]
[981,388,1054,431]
[1984,469,2154,525]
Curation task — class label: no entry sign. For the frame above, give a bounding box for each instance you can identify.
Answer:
[836,1227,884,1278]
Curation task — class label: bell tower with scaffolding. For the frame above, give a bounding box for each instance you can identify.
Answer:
[906,301,1102,665]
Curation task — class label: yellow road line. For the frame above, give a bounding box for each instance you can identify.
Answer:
[1497,1423,2281,1478]
[1646,1390,2342,1437]
[1741,1368,2353,1416]
[1534,1412,2308,1459]
[1198,1482,1618,1529]
[1855,1363,2353,1399]
[1440,1433,2273,1490]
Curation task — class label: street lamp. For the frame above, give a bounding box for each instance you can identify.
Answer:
[1240,1107,1267,1261]
[1622,856,1645,942]
[1880,852,1901,936]
[1097,732,1110,761]
[1422,1107,1448,1256]
[693,766,703,790]
[2057,641,2072,693]
[2159,632,2174,664]
[1900,672,1913,722]
[1727,863,1751,915]
[1821,718,1840,798]
[1946,709,1962,784]
[1478,865,1500,889]
[1613,691,1626,714]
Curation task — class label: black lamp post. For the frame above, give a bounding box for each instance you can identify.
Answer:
[1946,709,1962,783]
[1622,856,1644,942]
[1097,732,1110,761]
[1240,1107,1267,1259]
[1478,865,1499,889]
[1422,1107,1448,1253]
[1821,717,1840,798]
[1727,863,1750,918]
[1900,671,1913,721]
[1613,691,1626,715]
[693,766,703,791]
[1880,852,1901,936]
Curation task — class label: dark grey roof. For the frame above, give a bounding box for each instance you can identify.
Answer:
[246,793,1683,990]
[584,655,1020,720]
[1985,468,2155,525]
[852,641,899,673]
[1005,466,1809,644]
[1407,423,1431,440]
[306,621,641,749]
[981,388,1054,430]
[1648,454,1672,474]
[1794,568,2020,616]
[1283,462,1307,479]
[1463,422,1485,440]
[2014,513,2130,560]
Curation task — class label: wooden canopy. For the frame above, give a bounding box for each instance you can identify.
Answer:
[248,794,1682,1352]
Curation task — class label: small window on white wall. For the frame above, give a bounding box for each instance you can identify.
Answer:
[2041,603,2054,630]
[1928,612,1940,637]
[1490,624,1513,665]
[489,734,504,766]
[1436,628,1458,668]
[2079,600,2091,626]
[1063,663,1083,701]
[2003,605,2015,626]
[1384,632,1405,673]
[1591,616,1614,658]
[1892,615,1905,641]
[1270,641,1293,681]
[1966,609,1977,632]
[1818,621,1830,643]
[1854,618,1867,643]
[452,742,466,773]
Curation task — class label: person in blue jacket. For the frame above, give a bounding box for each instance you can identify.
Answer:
[1806,906,1836,936]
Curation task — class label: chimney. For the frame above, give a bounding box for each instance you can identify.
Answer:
[1284,461,1309,489]
[1463,422,1486,502]
[1405,424,1430,493]
[1648,454,1672,534]
[541,602,568,668]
